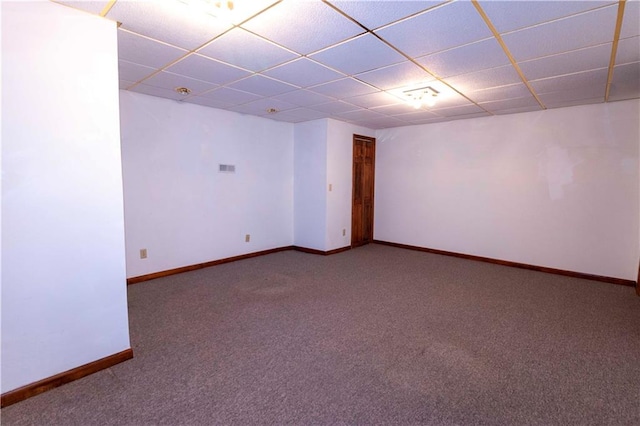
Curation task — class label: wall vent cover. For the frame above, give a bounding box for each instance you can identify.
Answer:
[219,164,236,173]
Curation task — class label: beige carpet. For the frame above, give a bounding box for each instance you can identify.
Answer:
[3,244,640,425]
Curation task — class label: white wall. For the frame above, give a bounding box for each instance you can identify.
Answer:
[293,120,327,251]
[375,100,640,280]
[326,120,374,250]
[120,91,294,278]
[1,2,130,393]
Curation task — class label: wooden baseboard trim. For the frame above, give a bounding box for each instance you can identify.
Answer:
[1,348,133,408]
[127,246,295,284]
[373,240,636,287]
[294,245,352,256]
[636,262,640,296]
[128,245,354,284]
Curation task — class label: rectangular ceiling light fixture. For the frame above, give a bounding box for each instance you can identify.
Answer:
[403,86,439,109]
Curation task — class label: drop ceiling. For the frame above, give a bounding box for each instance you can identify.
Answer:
[58,0,640,129]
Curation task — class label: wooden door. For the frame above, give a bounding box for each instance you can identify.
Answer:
[351,135,375,247]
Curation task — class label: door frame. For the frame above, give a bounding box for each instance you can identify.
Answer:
[351,134,376,247]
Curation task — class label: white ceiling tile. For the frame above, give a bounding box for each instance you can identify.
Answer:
[274,108,329,121]
[608,61,640,101]
[480,1,616,34]
[519,43,612,81]
[263,58,345,88]
[230,98,298,116]
[199,87,262,105]
[390,109,442,121]
[372,103,424,116]
[375,1,492,57]
[616,36,640,65]
[443,65,522,93]
[544,97,604,109]
[57,1,110,14]
[329,1,448,29]
[343,91,404,109]
[217,1,282,25]
[198,28,298,72]
[335,108,388,121]
[310,34,406,75]
[493,105,543,115]
[310,101,361,114]
[227,75,298,97]
[467,83,532,103]
[479,96,539,113]
[143,71,219,95]
[503,5,618,61]
[273,90,336,107]
[620,0,640,38]
[309,78,378,98]
[446,112,492,121]
[352,116,408,129]
[130,83,188,101]
[538,84,605,106]
[265,114,309,123]
[417,38,510,78]
[354,61,435,90]
[530,68,609,94]
[240,0,364,54]
[431,104,486,117]
[118,60,156,82]
[107,0,232,50]
[165,54,251,85]
[405,117,449,125]
[118,29,188,69]
[184,96,233,109]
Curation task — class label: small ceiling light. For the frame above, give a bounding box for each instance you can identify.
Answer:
[266,108,278,114]
[175,87,192,95]
[403,86,439,109]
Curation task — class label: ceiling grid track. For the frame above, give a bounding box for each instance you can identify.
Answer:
[123,0,285,93]
[99,0,117,17]
[605,0,627,102]
[472,0,547,110]
[322,0,495,116]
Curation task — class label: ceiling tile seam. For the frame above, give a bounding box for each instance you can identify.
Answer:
[178,75,305,105]
[322,0,495,116]
[498,2,619,36]
[517,41,614,65]
[529,66,610,84]
[472,0,546,110]
[100,0,117,17]
[478,94,540,105]
[362,0,455,33]
[118,11,248,92]
[605,0,627,102]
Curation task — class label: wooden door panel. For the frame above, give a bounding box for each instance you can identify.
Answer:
[352,135,375,247]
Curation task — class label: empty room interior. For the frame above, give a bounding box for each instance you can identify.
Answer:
[2,0,640,424]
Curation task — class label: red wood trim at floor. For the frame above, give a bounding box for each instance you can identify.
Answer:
[636,258,640,296]
[127,246,295,285]
[294,246,352,256]
[373,240,636,287]
[127,245,352,285]
[1,348,133,408]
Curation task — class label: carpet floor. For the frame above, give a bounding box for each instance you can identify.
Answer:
[3,244,640,425]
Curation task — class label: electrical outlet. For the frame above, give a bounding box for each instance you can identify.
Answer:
[245,234,250,242]
[343,228,346,236]
[140,248,147,259]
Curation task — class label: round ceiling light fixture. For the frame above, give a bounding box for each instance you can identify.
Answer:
[266,108,278,114]
[175,87,192,95]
